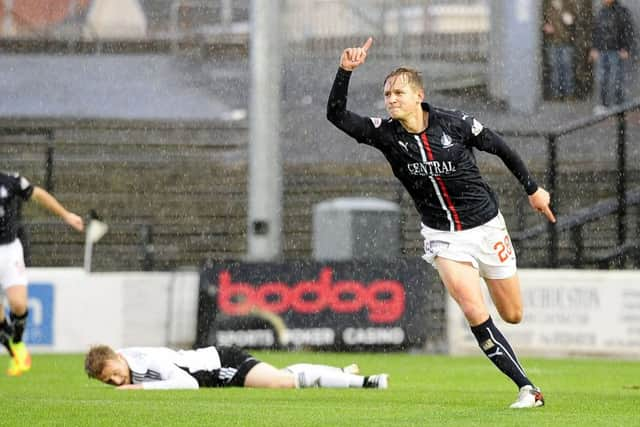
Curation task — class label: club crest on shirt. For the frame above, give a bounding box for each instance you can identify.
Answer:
[461,113,483,136]
[471,118,484,136]
[441,132,452,148]
[20,177,30,190]
[369,117,382,128]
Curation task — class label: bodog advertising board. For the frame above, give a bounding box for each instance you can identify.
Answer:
[196,259,434,350]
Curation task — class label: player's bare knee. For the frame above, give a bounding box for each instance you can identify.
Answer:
[9,300,27,315]
[501,308,523,324]
[270,374,296,389]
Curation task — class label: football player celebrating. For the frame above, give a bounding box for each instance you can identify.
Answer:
[327,38,555,408]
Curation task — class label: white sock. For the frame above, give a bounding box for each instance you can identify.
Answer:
[284,364,365,388]
[317,372,351,388]
[345,374,366,388]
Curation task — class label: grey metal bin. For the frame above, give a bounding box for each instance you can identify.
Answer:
[312,197,401,261]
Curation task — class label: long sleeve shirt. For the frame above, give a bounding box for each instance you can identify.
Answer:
[119,346,223,390]
[327,68,537,231]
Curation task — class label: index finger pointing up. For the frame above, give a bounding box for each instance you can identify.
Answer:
[362,37,373,52]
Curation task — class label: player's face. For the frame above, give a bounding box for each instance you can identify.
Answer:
[99,356,131,386]
[384,75,424,120]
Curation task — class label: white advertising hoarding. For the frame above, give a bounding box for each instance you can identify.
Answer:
[448,270,640,358]
[14,268,199,353]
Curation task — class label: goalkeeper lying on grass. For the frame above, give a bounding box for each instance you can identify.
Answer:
[85,344,388,390]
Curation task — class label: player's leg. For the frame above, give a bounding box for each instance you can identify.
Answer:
[434,257,488,324]
[435,258,541,407]
[5,284,31,376]
[0,303,13,356]
[475,217,543,408]
[284,363,388,389]
[2,239,31,376]
[6,285,29,342]
[0,245,14,356]
[485,278,544,408]
[212,345,296,389]
[474,213,522,324]
[243,362,296,388]
[485,275,522,324]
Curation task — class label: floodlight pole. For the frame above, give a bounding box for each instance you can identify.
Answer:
[247,0,283,261]
[488,0,541,114]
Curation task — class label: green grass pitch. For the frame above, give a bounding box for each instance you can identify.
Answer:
[1,351,638,426]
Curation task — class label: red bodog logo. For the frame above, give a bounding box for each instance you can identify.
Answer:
[217,267,406,323]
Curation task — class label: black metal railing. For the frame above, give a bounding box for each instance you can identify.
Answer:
[3,99,640,269]
[503,99,640,268]
[0,127,55,191]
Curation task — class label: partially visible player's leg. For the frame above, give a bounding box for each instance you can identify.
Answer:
[478,219,544,408]
[243,362,296,388]
[485,275,544,408]
[475,214,522,324]
[0,305,13,356]
[0,244,15,356]
[509,384,545,409]
[485,275,522,324]
[6,284,29,342]
[214,345,295,389]
[5,284,31,376]
[2,239,31,376]
[435,257,488,325]
[435,258,542,407]
[284,363,387,389]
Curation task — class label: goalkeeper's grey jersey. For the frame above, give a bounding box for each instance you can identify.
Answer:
[118,346,222,390]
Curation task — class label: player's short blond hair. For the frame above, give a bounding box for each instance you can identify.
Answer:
[383,67,424,92]
[85,345,118,379]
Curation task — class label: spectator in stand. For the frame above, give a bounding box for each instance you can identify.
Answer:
[543,0,578,100]
[589,0,635,114]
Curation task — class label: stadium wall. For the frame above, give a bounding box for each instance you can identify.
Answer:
[448,270,640,358]
[15,268,640,358]
[24,268,199,353]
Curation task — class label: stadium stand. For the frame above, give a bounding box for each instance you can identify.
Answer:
[1,0,639,270]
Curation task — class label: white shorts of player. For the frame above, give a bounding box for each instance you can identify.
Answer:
[0,238,28,291]
[420,212,517,280]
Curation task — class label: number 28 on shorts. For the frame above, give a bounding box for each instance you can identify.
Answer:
[493,235,513,263]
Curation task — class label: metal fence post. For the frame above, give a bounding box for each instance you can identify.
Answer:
[547,134,558,267]
[616,111,627,246]
[45,129,55,192]
[570,225,584,268]
[139,224,155,271]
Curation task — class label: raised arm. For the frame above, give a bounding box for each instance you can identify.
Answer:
[327,37,380,143]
